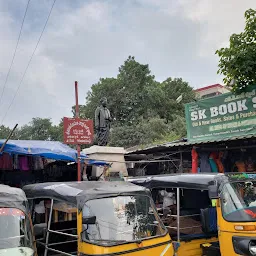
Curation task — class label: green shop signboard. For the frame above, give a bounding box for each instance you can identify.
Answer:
[185,86,256,142]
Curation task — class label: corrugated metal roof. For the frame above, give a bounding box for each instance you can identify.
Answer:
[165,134,256,147]
[126,134,256,154]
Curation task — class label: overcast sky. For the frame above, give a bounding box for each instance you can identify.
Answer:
[0,0,255,127]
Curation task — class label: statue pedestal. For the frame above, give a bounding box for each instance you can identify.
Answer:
[82,146,128,178]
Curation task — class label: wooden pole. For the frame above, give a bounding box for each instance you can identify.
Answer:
[75,81,81,181]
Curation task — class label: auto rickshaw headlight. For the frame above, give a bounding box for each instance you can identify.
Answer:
[249,241,256,255]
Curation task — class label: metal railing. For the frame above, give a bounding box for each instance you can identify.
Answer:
[40,199,78,256]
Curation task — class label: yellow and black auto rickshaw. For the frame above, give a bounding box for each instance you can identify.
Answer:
[23,181,174,256]
[0,184,36,256]
[128,172,256,256]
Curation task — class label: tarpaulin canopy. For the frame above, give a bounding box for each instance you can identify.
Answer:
[84,159,110,166]
[0,140,87,162]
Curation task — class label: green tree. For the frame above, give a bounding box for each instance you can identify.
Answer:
[216,9,256,92]
[109,118,179,148]
[16,124,33,140]
[75,77,119,121]
[28,118,53,140]
[116,56,156,124]
[16,118,63,141]
[0,125,13,139]
[80,56,157,126]
[154,78,195,122]
[78,56,195,148]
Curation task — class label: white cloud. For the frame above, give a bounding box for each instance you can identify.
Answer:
[0,0,254,127]
[178,0,256,56]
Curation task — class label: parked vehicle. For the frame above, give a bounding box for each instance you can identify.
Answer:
[0,184,35,256]
[128,173,256,256]
[23,181,174,255]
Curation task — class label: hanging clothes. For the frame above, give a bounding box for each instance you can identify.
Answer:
[222,151,231,172]
[191,148,198,173]
[33,156,44,170]
[209,153,218,173]
[246,157,255,172]
[216,152,225,173]
[13,155,19,170]
[28,156,34,170]
[0,153,13,170]
[19,156,29,171]
[199,152,211,173]
[235,160,246,173]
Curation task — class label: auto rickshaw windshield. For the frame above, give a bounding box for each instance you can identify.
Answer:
[82,195,166,246]
[221,181,256,222]
[0,207,34,255]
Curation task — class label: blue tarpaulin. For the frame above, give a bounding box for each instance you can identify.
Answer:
[85,160,110,166]
[0,140,87,162]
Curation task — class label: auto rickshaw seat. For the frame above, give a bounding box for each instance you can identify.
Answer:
[178,233,214,242]
[34,223,47,237]
[200,207,217,234]
[50,220,77,232]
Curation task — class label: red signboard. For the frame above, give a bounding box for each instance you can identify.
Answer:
[63,117,94,145]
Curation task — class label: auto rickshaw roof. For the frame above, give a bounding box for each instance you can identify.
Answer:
[0,184,28,213]
[128,173,225,190]
[128,173,256,190]
[23,181,150,209]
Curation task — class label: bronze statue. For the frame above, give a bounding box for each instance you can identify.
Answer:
[95,97,112,146]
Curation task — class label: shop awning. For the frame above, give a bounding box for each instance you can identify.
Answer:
[126,134,256,155]
[0,140,87,162]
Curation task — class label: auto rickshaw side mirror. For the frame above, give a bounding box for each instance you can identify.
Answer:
[82,216,96,225]
[208,184,219,199]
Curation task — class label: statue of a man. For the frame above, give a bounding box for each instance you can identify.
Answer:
[95,97,112,146]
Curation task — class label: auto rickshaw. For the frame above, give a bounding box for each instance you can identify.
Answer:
[23,181,174,256]
[128,173,256,256]
[0,184,36,256]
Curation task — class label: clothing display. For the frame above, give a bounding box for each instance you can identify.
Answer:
[216,152,225,173]
[19,156,29,171]
[191,148,198,173]
[209,153,218,173]
[33,156,44,170]
[246,158,255,172]
[13,155,19,170]
[199,152,211,173]
[235,160,246,173]
[0,153,13,170]
[0,154,45,171]
[193,148,255,174]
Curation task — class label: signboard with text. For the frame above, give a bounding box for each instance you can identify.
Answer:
[185,86,256,142]
[63,117,94,145]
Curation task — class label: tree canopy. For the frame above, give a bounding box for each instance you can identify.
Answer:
[216,8,256,92]
[0,118,63,142]
[1,56,194,148]
[79,56,195,147]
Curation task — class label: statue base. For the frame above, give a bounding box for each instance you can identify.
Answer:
[82,146,128,178]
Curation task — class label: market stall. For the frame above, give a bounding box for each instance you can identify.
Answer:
[0,140,107,187]
[185,85,256,173]
[125,85,256,175]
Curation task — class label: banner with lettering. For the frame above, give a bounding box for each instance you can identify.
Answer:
[185,86,256,142]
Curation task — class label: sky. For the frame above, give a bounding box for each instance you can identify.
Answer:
[0,0,255,127]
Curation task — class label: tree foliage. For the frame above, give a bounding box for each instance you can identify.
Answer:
[0,118,63,141]
[1,56,194,148]
[216,9,256,92]
[0,125,12,139]
[79,56,195,147]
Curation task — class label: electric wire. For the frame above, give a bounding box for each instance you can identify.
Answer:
[0,0,31,107]
[0,0,56,125]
